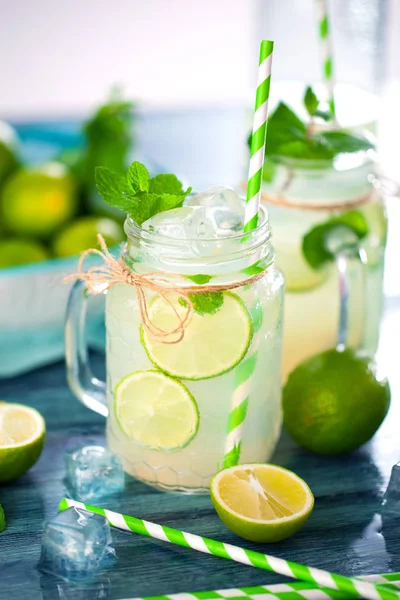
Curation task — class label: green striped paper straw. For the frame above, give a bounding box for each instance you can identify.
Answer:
[244,40,274,232]
[315,0,336,117]
[222,353,257,468]
[60,498,400,600]
[128,574,400,600]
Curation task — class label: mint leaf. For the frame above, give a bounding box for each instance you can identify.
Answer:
[262,158,276,182]
[127,161,150,193]
[304,86,319,116]
[265,102,306,156]
[185,274,213,285]
[316,131,374,154]
[131,192,185,226]
[149,173,190,197]
[95,167,134,210]
[241,260,265,276]
[314,109,331,121]
[188,292,224,315]
[302,210,369,269]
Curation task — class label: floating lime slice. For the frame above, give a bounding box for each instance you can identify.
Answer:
[115,370,199,450]
[302,210,369,270]
[141,292,252,380]
[210,463,314,543]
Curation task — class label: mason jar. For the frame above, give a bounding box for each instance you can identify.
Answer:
[65,205,285,493]
[261,151,387,381]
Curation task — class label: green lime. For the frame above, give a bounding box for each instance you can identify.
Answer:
[114,370,199,450]
[141,292,252,380]
[1,162,76,238]
[0,121,20,186]
[0,402,46,482]
[0,238,49,269]
[283,348,390,455]
[0,504,5,532]
[210,463,314,543]
[52,216,124,258]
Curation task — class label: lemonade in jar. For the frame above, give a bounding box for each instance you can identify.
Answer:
[257,89,386,380]
[66,163,284,493]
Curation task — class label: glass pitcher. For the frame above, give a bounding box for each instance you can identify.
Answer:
[65,205,284,493]
[261,151,387,381]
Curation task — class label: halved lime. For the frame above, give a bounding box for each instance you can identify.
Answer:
[141,292,252,380]
[211,463,314,543]
[0,402,46,482]
[114,370,199,450]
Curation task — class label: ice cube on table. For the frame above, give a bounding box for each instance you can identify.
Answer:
[38,507,116,582]
[382,462,400,516]
[65,446,124,502]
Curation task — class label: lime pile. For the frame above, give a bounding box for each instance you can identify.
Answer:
[114,292,253,450]
[0,94,132,270]
[211,463,314,543]
[283,348,390,455]
[0,402,46,482]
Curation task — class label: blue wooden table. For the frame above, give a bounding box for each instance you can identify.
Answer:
[0,341,399,600]
[1,112,400,600]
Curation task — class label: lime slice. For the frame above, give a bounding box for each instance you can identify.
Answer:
[211,463,314,543]
[115,370,199,450]
[0,403,46,482]
[141,292,252,380]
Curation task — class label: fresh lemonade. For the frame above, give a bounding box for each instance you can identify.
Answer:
[263,156,386,380]
[255,89,387,381]
[104,182,284,492]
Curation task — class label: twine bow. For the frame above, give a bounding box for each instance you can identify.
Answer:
[65,235,266,344]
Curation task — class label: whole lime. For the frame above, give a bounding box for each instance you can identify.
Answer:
[52,216,124,258]
[0,121,20,186]
[1,162,76,238]
[283,348,390,455]
[0,238,49,269]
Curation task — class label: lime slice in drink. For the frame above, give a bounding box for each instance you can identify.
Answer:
[0,402,46,482]
[210,463,314,543]
[115,370,199,450]
[141,292,252,380]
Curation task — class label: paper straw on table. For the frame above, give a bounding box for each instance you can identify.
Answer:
[244,40,274,232]
[315,0,336,117]
[60,498,400,600]
[128,574,400,600]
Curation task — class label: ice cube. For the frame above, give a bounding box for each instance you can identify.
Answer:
[382,462,400,516]
[142,205,217,239]
[186,185,245,235]
[65,446,124,502]
[38,507,116,582]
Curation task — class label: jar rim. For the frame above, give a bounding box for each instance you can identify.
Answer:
[267,148,377,174]
[124,204,271,246]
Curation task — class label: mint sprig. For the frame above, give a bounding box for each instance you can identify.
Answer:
[249,86,375,164]
[95,161,192,225]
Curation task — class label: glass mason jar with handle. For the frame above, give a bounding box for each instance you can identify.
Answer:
[261,151,387,381]
[65,203,284,493]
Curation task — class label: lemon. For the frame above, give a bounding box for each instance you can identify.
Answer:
[0,238,49,269]
[1,162,76,238]
[0,402,46,482]
[141,292,252,380]
[52,216,124,258]
[115,370,199,450]
[211,464,314,543]
[283,348,390,455]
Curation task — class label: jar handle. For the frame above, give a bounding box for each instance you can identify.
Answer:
[333,241,367,350]
[65,280,108,417]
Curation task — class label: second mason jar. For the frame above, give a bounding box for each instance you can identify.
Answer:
[261,151,387,381]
